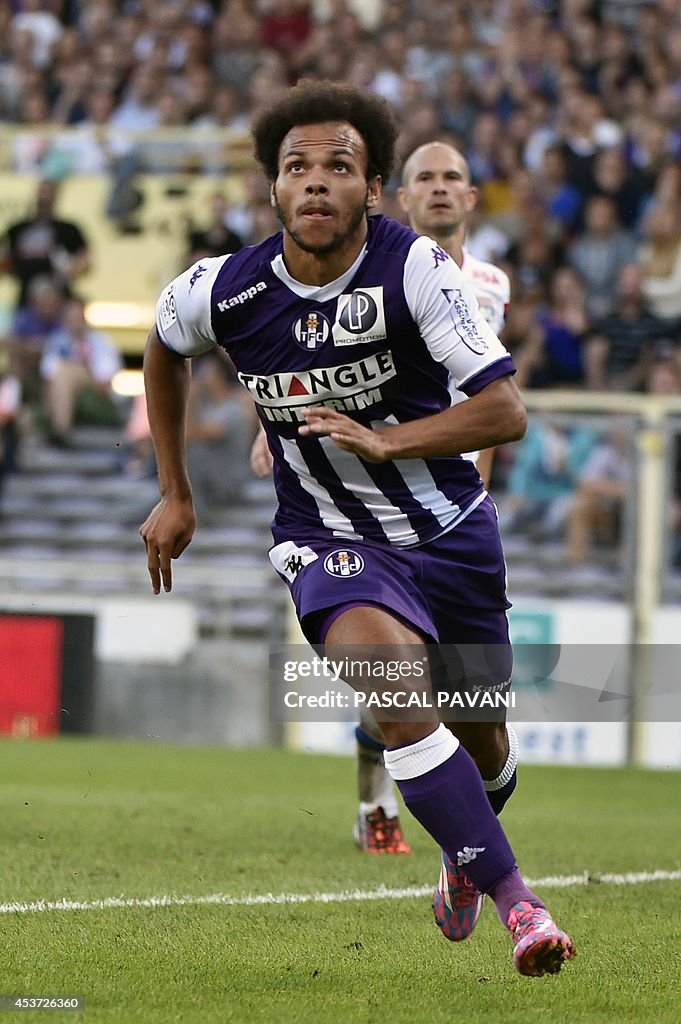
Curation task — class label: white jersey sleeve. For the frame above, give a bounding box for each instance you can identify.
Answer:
[403,235,511,393]
[155,256,230,356]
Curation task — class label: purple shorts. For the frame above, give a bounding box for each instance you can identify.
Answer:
[269,496,511,650]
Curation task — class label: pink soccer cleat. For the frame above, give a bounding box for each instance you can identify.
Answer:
[433,850,484,941]
[507,901,576,977]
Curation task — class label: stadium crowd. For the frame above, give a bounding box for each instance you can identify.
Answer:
[1,0,681,559]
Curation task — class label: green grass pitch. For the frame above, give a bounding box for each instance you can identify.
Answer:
[1,738,680,1023]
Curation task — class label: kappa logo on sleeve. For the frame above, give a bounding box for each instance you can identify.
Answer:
[432,245,450,267]
[442,288,488,355]
[158,284,177,332]
[333,287,386,346]
[188,264,206,291]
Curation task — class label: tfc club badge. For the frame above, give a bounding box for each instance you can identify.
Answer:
[292,310,331,350]
[323,550,365,577]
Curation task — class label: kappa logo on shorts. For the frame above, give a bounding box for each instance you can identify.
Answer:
[269,542,318,583]
[323,549,365,578]
[333,287,386,346]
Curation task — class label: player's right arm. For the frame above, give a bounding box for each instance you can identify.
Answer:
[140,329,196,595]
[140,258,225,594]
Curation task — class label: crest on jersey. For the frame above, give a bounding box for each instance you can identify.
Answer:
[292,310,331,350]
[442,288,488,355]
[323,549,365,577]
[333,287,386,346]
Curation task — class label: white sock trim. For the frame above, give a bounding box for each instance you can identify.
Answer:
[383,724,459,781]
[484,725,519,792]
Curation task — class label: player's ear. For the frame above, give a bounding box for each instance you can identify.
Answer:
[366,175,382,211]
[466,185,479,214]
[270,183,276,208]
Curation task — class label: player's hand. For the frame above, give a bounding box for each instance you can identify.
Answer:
[298,406,390,463]
[250,427,273,477]
[139,495,196,594]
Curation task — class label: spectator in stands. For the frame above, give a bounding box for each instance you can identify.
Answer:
[639,202,681,327]
[503,418,597,541]
[538,145,582,235]
[12,0,63,70]
[211,9,262,94]
[1,179,91,309]
[583,263,663,392]
[515,267,590,389]
[51,88,129,176]
[109,65,163,132]
[505,196,565,303]
[186,192,244,266]
[588,146,646,232]
[568,194,633,321]
[185,352,257,522]
[261,0,313,62]
[39,296,122,447]
[123,391,155,481]
[565,426,632,566]
[6,275,64,405]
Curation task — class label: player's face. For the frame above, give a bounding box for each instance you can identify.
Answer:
[272,121,381,255]
[398,146,477,238]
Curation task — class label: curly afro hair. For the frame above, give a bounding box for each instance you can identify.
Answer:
[252,80,398,185]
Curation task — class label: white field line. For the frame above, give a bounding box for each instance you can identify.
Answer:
[1,869,680,916]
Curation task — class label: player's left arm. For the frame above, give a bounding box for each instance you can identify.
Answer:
[299,374,524,462]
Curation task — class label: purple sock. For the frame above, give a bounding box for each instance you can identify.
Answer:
[490,867,544,926]
[393,742,543,924]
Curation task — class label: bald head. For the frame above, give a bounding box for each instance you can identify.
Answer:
[397,141,477,254]
[401,141,472,188]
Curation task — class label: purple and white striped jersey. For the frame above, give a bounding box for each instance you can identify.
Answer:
[155,215,515,548]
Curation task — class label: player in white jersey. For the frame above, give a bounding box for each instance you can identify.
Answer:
[348,142,516,855]
[398,142,510,489]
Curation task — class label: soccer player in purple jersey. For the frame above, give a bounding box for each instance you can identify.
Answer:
[140,82,575,977]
